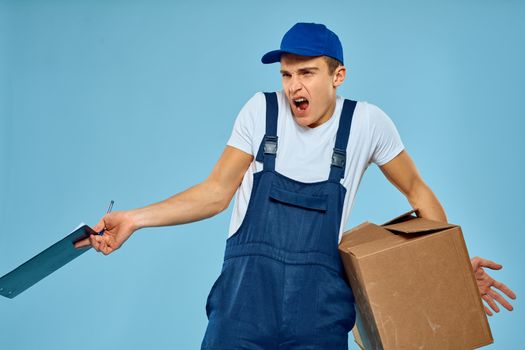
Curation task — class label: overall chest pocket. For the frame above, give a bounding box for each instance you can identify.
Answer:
[265,185,329,244]
[269,186,328,212]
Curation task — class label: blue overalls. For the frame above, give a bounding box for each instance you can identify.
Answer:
[202,93,357,349]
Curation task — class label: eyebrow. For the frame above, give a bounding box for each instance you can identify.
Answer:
[280,66,320,74]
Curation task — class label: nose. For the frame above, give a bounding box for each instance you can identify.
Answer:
[288,75,303,95]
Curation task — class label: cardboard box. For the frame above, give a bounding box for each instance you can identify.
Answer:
[338,211,493,350]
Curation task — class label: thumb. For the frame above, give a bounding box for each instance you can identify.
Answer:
[92,215,107,233]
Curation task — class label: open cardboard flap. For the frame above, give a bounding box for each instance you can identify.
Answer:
[383,217,456,235]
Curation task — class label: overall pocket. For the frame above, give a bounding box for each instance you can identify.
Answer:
[269,186,328,212]
[316,269,356,334]
[266,185,329,246]
[205,259,233,318]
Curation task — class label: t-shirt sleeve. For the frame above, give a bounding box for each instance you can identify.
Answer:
[226,92,265,155]
[368,103,405,166]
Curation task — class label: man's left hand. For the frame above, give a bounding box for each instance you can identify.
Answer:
[471,256,516,316]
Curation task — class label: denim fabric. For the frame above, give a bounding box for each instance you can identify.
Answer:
[202,93,357,349]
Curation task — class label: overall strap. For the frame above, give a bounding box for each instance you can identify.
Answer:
[255,92,279,171]
[328,99,357,181]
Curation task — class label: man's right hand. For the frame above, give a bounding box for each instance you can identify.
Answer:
[74,210,137,255]
[73,145,253,255]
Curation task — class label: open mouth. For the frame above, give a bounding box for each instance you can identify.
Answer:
[293,98,309,111]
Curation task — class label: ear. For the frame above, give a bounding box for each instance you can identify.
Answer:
[333,66,346,88]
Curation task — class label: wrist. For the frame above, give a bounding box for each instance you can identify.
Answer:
[128,208,146,231]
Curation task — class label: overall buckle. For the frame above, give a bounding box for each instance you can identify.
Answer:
[264,136,278,155]
[331,148,346,168]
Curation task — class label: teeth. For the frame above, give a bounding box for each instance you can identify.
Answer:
[294,98,306,103]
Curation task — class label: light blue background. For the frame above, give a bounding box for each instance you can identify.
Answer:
[1,0,523,349]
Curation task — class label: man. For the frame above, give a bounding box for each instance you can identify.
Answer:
[75,23,515,349]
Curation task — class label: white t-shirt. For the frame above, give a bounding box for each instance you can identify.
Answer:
[226,91,404,243]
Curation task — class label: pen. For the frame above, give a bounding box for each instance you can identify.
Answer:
[98,200,114,236]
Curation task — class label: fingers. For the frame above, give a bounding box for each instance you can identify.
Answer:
[74,238,90,249]
[89,235,106,253]
[482,288,516,315]
[493,280,517,300]
[475,257,502,271]
[89,235,101,251]
[482,294,500,313]
[484,305,493,316]
[92,216,107,233]
[89,234,116,256]
[488,289,514,311]
[100,243,113,256]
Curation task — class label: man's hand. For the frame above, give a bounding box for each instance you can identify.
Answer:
[72,146,253,255]
[74,210,137,255]
[471,256,516,316]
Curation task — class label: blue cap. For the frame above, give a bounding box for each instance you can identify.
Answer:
[261,23,344,65]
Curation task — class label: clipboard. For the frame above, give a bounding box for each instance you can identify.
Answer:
[0,224,97,299]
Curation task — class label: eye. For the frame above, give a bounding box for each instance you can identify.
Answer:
[281,72,291,78]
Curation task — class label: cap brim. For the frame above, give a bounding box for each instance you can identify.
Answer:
[261,50,283,64]
[261,48,328,64]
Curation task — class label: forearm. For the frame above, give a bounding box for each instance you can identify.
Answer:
[124,146,251,232]
[130,179,230,230]
[407,179,447,222]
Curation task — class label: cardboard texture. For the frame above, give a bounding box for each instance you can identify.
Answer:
[339,211,493,350]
